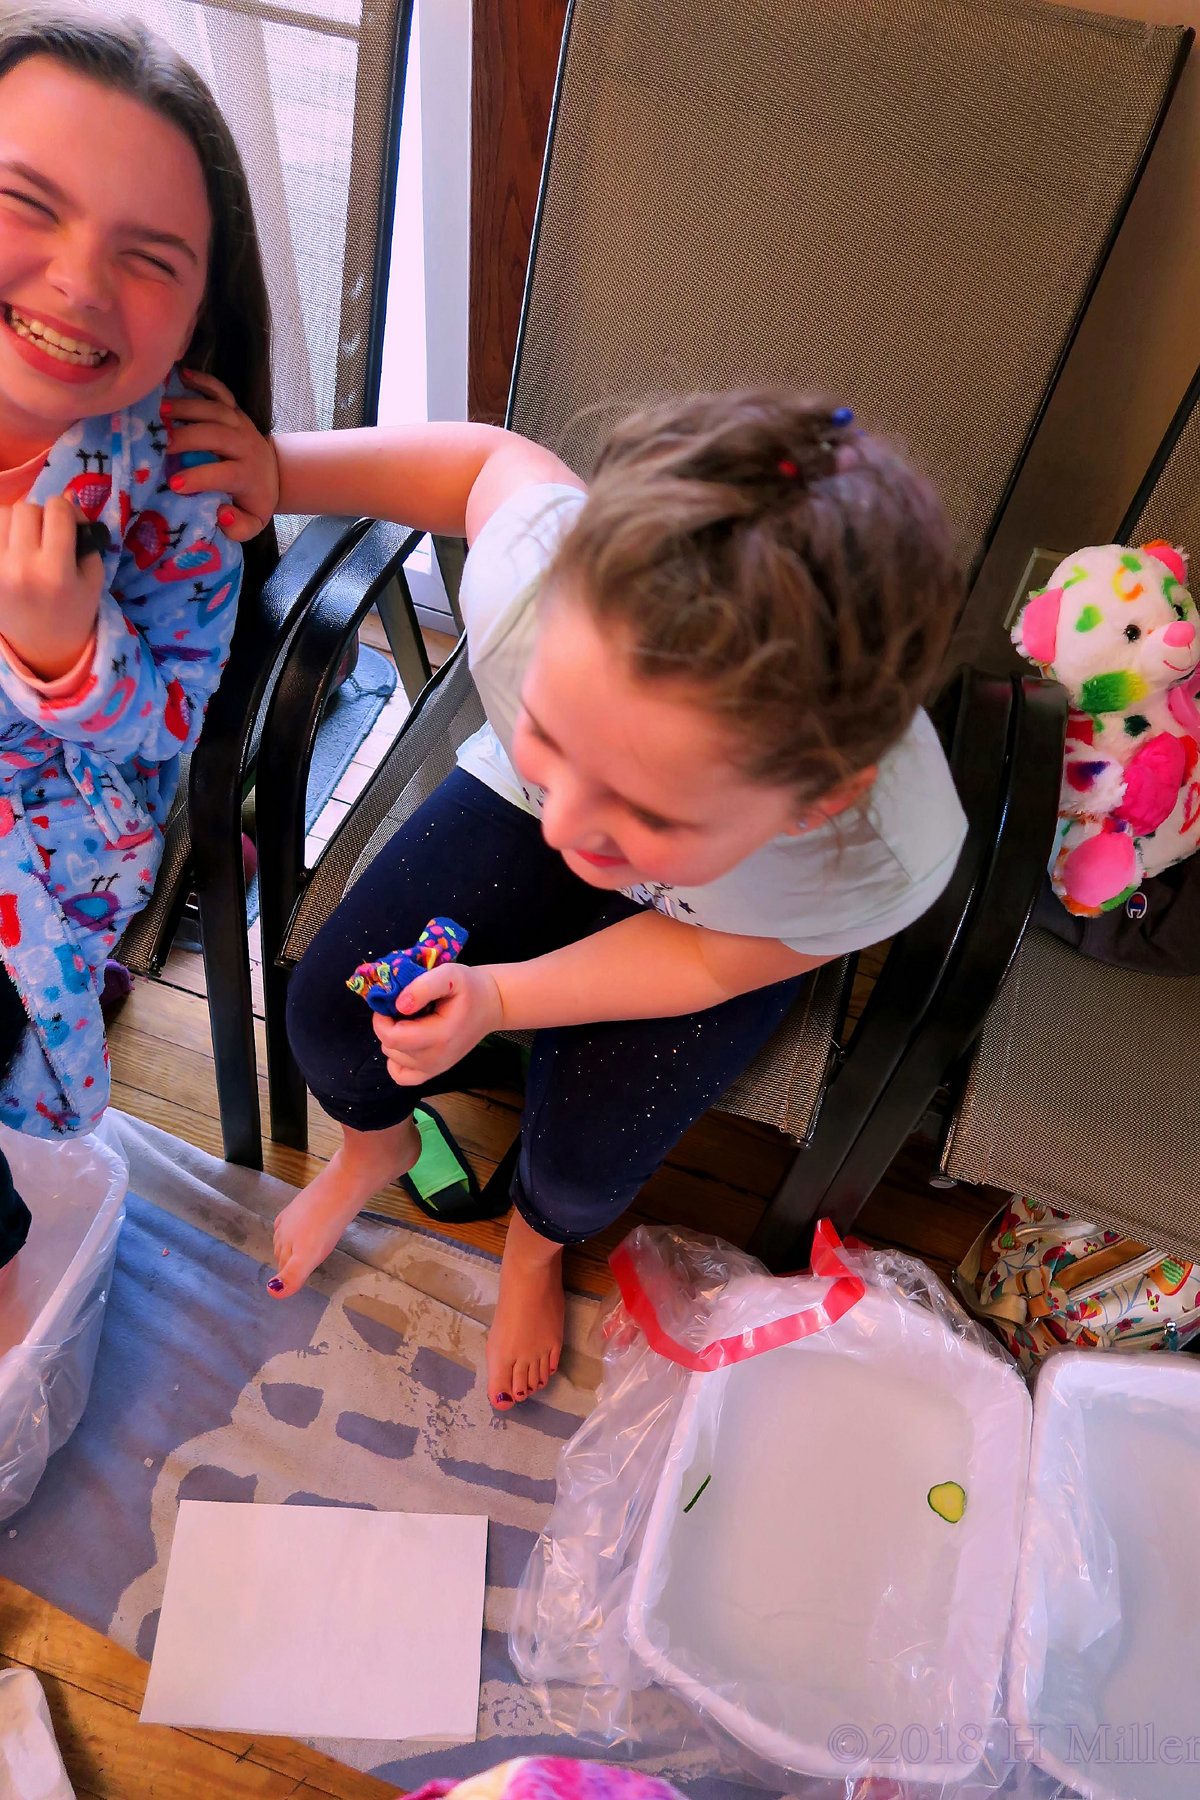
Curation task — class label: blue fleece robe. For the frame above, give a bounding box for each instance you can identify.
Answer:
[0,368,240,1136]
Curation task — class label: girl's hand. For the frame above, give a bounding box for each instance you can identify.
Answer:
[162,369,279,541]
[373,963,504,1085]
[0,498,103,680]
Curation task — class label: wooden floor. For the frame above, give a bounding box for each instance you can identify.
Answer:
[10,609,1011,1794]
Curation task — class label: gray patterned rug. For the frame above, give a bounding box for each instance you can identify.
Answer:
[0,1114,758,1796]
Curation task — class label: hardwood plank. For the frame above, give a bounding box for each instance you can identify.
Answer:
[422,627,458,670]
[183,1731,401,1800]
[634,1162,764,1244]
[0,1577,143,1712]
[360,607,454,673]
[468,0,569,423]
[157,941,266,1020]
[109,974,246,1065]
[156,945,209,1002]
[844,941,891,1037]
[667,1109,793,1201]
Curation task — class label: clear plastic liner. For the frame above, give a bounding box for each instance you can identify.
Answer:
[1007,1352,1200,1800]
[512,1223,1049,1796]
[0,1123,127,1523]
[0,1667,75,1799]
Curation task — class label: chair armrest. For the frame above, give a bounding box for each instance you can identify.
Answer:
[252,519,426,965]
[183,514,373,1167]
[189,514,371,857]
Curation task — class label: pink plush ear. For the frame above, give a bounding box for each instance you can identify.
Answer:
[1142,540,1189,587]
[1014,586,1062,666]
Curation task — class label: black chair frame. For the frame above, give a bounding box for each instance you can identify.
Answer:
[749,673,1066,1266]
[253,522,427,1149]
[187,515,379,1165]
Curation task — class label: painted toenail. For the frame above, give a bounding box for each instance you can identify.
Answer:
[496,1392,512,1404]
[267,1277,284,1292]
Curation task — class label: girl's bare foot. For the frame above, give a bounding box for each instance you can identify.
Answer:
[269,1118,420,1298]
[486,1208,564,1409]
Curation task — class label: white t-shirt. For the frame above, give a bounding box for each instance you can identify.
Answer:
[456,483,967,958]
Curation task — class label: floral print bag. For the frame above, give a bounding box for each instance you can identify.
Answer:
[955,1193,1200,1373]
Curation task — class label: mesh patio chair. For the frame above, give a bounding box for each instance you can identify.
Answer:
[249,0,1184,1229]
[79,0,427,1164]
[930,365,1200,1264]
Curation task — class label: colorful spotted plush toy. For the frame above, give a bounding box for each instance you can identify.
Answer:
[1012,541,1200,915]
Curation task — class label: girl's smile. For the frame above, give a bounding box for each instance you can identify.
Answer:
[1,304,112,381]
[0,56,210,457]
[572,846,630,870]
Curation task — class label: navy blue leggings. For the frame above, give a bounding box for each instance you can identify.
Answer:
[287,769,804,1243]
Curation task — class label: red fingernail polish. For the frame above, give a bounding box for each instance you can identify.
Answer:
[160,400,172,415]
[169,474,185,491]
[218,506,235,527]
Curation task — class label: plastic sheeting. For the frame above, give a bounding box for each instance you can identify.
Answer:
[0,1668,75,1799]
[512,1223,1039,1795]
[1009,1353,1200,1800]
[0,1123,127,1524]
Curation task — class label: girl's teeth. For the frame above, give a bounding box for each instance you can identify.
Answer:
[6,309,104,365]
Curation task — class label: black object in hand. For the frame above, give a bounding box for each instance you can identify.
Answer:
[74,519,111,563]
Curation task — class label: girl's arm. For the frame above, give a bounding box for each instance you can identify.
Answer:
[278,425,582,546]
[369,911,828,1087]
[165,373,583,546]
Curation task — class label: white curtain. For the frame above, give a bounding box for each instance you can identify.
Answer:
[78,0,369,436]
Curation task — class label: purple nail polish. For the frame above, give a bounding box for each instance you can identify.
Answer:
[267,1277,284,1293]
[496,1392,512,1404]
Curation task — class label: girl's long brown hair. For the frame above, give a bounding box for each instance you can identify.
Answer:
[547,390,963,803]
[0,4,272,432]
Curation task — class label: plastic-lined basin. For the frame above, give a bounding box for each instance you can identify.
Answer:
[1009,1353,1200,1800]
[627,1288,1031,1783]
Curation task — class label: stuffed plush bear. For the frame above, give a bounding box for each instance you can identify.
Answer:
[1012,541,1200,916]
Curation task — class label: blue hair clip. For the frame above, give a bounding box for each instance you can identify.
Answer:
[831,406,854,427]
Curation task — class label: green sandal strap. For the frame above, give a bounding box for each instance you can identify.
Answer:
[400,1103,480,1213]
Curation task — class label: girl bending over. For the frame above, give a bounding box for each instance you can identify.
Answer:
[174,385,965,1409]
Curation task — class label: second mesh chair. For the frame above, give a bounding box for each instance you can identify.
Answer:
[252,0,1181,1238]
[930,367,1200,1264]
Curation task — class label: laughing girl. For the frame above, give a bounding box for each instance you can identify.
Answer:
[0,6,268,1253]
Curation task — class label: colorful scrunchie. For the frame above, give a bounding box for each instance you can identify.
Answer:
[346,917,468,1016]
